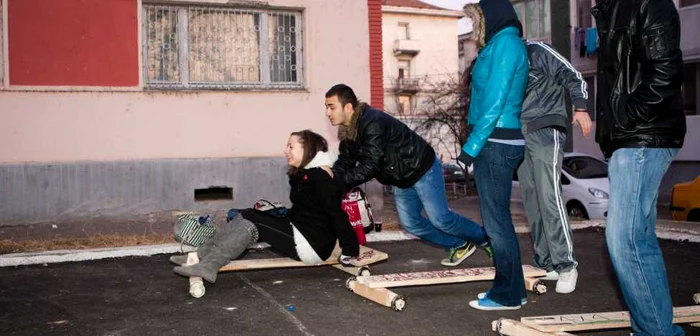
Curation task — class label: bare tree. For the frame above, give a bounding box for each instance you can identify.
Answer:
[389,65,473,189]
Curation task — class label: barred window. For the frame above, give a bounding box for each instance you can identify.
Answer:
[143,5,303,90]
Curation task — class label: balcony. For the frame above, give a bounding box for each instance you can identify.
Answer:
[393,39,420,57]
[394,77,420,94]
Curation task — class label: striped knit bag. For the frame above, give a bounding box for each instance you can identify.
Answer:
[174,214,216,247]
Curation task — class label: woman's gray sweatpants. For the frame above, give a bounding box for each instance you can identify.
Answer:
[517,127,577,273]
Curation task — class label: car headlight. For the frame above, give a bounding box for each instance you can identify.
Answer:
[588,188,609,199]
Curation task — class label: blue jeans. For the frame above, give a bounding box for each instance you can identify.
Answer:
[606,148,684,336]
[394,157,486,248]
[474,141,525,306]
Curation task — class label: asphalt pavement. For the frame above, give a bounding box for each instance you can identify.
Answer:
[2,228,699,336]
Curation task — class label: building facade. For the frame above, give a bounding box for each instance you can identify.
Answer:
[0,0,384,224]
[382,0,463,163]
[566,0,700,200]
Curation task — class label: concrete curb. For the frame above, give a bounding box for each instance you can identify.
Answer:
[2,220,698,267]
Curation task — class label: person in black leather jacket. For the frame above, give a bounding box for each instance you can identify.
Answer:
[592,1,686,335]
[326,84,490,266]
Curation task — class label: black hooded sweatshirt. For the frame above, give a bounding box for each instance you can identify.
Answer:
[479,0,523,43]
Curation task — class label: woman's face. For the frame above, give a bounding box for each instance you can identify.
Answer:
[284,135,305,168]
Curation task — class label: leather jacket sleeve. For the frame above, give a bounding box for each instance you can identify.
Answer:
[335,119,385,190]
[462,35,524,158]
[625,0,683,123]
[333,140,356,179]
[311,170,359,257]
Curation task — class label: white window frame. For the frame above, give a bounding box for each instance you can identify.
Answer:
[398,22,410,40]
[142,3,304,90]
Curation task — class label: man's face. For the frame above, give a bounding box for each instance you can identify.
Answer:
[325,95,353,126]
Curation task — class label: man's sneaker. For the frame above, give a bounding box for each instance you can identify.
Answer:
[483,245,493,259]
[555,268,578,294]
[469,297,521,311]
[541,270,560,281]
[441,242,476,266]
[477,291,527,305]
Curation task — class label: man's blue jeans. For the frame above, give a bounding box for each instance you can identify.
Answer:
[394,157,486,248]
[607,148,684,336]
[474,141,525,306]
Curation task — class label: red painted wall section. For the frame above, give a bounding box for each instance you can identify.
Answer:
[8,0,139,86]
[367,0,384,108]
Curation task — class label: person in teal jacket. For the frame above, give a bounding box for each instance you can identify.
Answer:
[459,0,529,311]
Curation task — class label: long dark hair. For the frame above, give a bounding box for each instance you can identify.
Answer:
[287,129,329,176]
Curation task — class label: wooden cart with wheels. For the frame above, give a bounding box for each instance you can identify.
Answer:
[346,265,547,311]
[183,245,388,298]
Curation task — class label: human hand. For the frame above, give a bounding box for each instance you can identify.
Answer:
[320,166,334,178]
[573,110,592,138]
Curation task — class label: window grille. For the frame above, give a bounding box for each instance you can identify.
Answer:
[143,5,303,90]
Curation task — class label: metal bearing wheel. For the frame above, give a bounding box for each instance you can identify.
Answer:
[358,266,371,276]
[391,295,406,311]
[533,280,547,295]
[345,276,357,291]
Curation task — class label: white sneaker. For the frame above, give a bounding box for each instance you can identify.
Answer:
[556,268,578,294]
[541,270,560,281]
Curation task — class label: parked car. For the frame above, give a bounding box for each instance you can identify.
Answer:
[443,162,467,183]
[512,153,610,220]
[443,162,475,188]
[670,176,700,222]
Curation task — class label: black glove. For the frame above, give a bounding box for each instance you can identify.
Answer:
[457,151,474,168]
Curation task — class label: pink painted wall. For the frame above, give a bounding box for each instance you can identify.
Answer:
[0,0,371,163]
[8,0,139,86]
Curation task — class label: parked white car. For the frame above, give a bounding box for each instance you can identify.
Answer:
[512,153,610,220]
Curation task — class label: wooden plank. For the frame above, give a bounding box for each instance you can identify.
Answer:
[218,245,388,272]
[349,281,399,308]
[521,306,700,333]
[357,265,546,289]
[493,319,575,336]
[525,276,547,294]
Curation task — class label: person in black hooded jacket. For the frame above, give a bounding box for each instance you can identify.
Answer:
[171,130,360,284]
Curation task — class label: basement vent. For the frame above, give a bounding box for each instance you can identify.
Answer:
[194,187,233,202]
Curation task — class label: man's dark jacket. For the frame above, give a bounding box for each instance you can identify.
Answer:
[332,103,435,191]
[592,0,685,158]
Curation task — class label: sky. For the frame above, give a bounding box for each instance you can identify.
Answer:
[420,0,479,35]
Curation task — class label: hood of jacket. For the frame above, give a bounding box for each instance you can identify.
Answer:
[479,0,523,43]
[463,4,486,48]
[304,151,338,169]
[337,102,368,142]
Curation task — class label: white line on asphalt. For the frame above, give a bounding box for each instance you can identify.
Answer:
[238,274,314,336]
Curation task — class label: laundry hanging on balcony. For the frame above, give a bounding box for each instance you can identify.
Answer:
[574,27,598,58]
[585,27,598,55]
